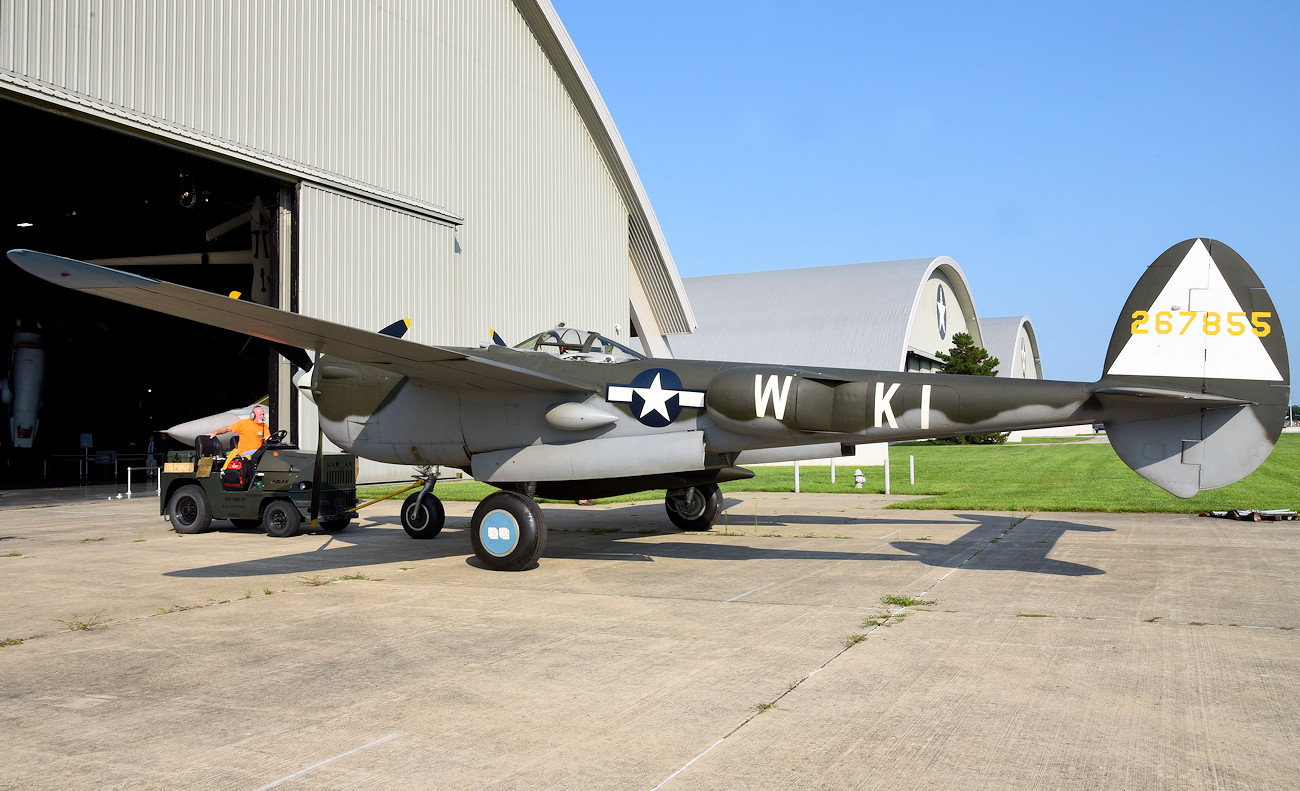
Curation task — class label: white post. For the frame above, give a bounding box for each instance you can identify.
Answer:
[884,454,890,495]
[794,460,801,493]
[126,467,133,498]
[830,457,836,484]
[910,455,915,486]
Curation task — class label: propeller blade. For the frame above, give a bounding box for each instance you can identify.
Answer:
[272,316,409,372]
[270,342,314,372]
[378,318,411,339]
[309,421,324,531]
[308,346,324,530]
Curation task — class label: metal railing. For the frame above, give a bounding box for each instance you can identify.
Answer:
[125,467,162,498]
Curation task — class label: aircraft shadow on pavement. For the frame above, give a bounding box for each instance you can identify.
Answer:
[165,507,1110,579]
[162,520,477,578]
[546,506,1110,577]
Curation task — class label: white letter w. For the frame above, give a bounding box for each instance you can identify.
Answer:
[755,374,793,419]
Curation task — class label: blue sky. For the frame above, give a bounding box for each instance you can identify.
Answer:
[551,1,1299,385]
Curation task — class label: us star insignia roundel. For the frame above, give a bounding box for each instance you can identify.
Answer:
[606,368,706,427]
[936,284,948,340]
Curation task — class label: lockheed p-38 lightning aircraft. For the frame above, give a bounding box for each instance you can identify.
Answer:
[6,239,1289,570]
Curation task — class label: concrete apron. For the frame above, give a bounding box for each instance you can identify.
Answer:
[0,493,1296,790]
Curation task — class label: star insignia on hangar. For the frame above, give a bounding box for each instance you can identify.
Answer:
[607,368,706,428]
[936,284,948,340]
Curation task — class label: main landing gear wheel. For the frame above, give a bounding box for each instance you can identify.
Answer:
[167,485,212,534]
[401,492,445,539]
[470,491,546,571]
[665,483,723,531]
[263,500,302,538]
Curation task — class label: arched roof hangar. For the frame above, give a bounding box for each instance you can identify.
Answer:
[904,258,982,373]
[668,257,988,374]
[981,316,1043,379]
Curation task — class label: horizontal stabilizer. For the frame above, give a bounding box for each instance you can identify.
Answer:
[1094,387,1250,406]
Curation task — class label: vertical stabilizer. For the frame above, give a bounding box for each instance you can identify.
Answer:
[1099,240,1288,497]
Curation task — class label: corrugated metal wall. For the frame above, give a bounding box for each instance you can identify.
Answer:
[515,0,695,337]
[298,184,624,349]
[3,0,635,474]
[630,217,682,336]
[1,0,630,345]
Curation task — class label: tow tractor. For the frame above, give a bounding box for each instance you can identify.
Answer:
[160,430,359,537]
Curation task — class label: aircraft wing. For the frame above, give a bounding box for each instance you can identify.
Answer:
[7,249,586,392]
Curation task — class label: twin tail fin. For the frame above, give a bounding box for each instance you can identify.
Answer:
[1098,239,1288,497]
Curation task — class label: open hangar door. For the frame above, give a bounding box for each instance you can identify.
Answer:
[0,100,293,486]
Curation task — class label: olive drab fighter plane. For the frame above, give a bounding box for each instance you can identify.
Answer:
[7,240,1290,571]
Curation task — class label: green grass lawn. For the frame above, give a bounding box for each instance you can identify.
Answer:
[358,434,1300,514]
[862,433,1298,512]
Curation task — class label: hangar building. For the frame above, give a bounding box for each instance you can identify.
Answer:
[670,258,1042,379]
[979,316,1043,379]
[0,0,693,482]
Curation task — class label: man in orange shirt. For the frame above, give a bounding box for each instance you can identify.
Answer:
[208,405,269,468]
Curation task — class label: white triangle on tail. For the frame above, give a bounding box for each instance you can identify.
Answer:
[1107,239,1282,381]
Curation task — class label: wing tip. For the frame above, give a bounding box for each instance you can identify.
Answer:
[7,248,158,289]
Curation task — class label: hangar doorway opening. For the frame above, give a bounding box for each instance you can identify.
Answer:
[0,100,294,487]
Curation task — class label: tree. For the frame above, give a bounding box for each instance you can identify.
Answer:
[935,332,1000,376]
[933,332,1008,444]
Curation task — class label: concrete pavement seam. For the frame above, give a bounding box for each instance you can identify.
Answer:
[650,511,1037,789]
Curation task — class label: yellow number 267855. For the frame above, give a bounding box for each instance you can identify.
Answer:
[1131,310,1271,337]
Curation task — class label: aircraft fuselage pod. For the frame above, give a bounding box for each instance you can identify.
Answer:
[307,350,1106,497]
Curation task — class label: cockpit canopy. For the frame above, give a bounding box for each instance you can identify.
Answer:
[513,326,644,363]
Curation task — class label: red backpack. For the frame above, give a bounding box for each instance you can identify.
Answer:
[221,456,248,490]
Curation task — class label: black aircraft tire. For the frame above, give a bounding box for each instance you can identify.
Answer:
[318,519,351,533]
[665,483,723,531]
[167,485,213,534]
[401,493,445,539]
[263,500,302,538]
[470,491,546,571]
